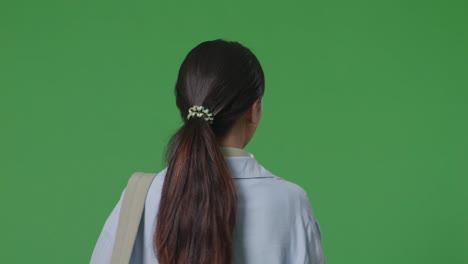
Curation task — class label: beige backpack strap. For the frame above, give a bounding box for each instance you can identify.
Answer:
[111,172,158,264]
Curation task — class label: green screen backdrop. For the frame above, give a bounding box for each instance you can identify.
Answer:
[1,0,467,263]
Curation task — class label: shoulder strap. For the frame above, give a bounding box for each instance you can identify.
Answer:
[111,172,158,264]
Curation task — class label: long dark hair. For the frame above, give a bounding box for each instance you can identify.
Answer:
[154,39,265,264]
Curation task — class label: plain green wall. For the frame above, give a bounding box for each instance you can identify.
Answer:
[1,0,467,263]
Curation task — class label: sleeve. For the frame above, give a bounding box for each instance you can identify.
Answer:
[296,188,326,264]
[304,218,325,264]
[89,189,126,264]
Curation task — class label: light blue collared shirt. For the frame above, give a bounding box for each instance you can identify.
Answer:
[91,147,325,264]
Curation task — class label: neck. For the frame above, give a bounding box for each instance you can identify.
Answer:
[218,128,248,149]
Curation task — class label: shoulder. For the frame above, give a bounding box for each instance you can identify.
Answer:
[260,165,310,201]
[90,187,126,263]
[252,166,315,221]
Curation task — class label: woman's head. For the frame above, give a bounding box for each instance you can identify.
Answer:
[154,39,265,264]
[175,39,265,145]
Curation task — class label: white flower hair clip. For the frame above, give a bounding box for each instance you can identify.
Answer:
[187,105,214,124]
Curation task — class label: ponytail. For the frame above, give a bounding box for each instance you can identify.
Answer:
[154,118,237,264]
[154,38,265,263]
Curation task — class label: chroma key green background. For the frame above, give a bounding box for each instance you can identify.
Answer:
[1,0,467,263]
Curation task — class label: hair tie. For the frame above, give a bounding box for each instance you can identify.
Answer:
[187,105,214,124]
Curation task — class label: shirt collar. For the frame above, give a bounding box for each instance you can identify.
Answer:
[220,146,254,158]
[159,147,274,179]
[221,147,274,179]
